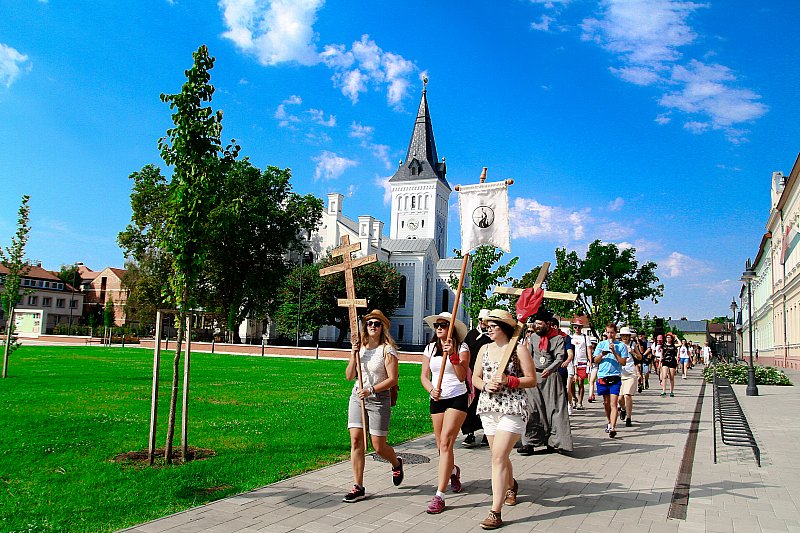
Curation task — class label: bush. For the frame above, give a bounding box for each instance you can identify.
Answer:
[704,363,792,385]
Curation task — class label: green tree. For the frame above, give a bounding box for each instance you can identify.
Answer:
[541,241,663,337]
[1,195,31,379]
[120,256,170,332]
[157,44,238,464]
[103,297,115,329]
[57,264,80,289]
[202,160,322,343]
[448,245,518,325]
[274,256,402,345]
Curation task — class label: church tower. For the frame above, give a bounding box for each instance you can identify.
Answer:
[389,85,451,258]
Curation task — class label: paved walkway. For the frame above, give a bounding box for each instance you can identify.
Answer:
[122,367,800,533]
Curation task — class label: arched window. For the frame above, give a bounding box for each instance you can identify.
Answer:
[442,289,449,313]
[399,275,407,307]
[411,196,416,209]
[425,274,431,309]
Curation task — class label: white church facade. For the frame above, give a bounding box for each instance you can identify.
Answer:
[307,88,470,346]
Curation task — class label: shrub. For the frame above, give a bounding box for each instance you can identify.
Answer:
[704,363,792,386]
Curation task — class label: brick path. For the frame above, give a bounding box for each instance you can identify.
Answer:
[121,367,800,532]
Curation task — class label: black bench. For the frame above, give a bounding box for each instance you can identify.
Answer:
[713,369,761,467]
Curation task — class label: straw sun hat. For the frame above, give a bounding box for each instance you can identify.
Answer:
[423,311,469,341]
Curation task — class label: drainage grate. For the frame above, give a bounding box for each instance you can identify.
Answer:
[372,452,430,464]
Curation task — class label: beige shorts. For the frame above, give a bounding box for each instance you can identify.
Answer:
[479,412,526,436]
[620,375,637,396]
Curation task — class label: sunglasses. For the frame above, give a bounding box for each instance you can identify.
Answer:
[486,324,500,330]
[366,320,383,328]
[433,322,449,329]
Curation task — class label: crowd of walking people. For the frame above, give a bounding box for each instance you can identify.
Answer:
[342,307,709,529]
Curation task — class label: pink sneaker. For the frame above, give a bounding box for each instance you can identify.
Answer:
[426,495,445,514]
[450,465,462,493]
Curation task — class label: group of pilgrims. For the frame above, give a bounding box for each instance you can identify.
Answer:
[343,307,708,530]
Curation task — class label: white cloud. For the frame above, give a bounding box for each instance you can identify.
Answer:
[0,43,30,87]
[655,113,671,125]
[326,35,418,107]
[307,108,336,127]
[284,94,302,105]
[375,175,392,205]
[349,122,374,139]
[531,14,556,32]
[219,0,323,66]
[607,197,624,211]
[274,95,302,127]
[529,0,571,7]
[576,0,767,141]
[510,197,591,243]
[660,251,711,278]
[313,151,357,181]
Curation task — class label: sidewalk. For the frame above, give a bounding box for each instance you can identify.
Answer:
[122,368,799,532]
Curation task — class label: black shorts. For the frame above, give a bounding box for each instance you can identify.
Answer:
[662,359,678,369]
[430,392,469,414]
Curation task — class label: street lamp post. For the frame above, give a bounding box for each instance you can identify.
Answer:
[741,259,759,396]
[730,298,738,364]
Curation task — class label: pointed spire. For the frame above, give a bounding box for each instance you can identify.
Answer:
[389,82,448,186]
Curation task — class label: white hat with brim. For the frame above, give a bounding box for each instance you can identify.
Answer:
[424,312,469,341]
[619,326,634,336]
[478,309,491,320]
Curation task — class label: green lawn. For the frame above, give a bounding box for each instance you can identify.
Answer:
[0,346,431,532]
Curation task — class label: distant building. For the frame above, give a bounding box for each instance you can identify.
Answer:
[666,319,709,346]
[306,87,469,346]
[0,264,84,336]
[82,266,128,327]
[708,321,735,357]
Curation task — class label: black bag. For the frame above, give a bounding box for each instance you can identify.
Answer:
[601,374,621,385]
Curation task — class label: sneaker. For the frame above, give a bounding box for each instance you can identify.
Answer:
[638,384,643,393]
[504,479,518,506]
[660,392,666,397]
[619,408,627,421]
[577,404,584,410]
[670,392,675,397]
[392,457,404,486]
[462,433,476,448]
[604,425,611,433]
[343,484,366,503]
[588,395,595,403]
[626,418,632,427]
[481,435,490,447]
[480,510,503,530]
[609,428,617,438]
[426,495,445,514]
[517,444,535,456]
[645,381,649,389]
[568,404,573,416]
[450,464,462,493]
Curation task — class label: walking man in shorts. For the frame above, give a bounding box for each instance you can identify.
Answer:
[592,323,629,438]
[570,316,590,409]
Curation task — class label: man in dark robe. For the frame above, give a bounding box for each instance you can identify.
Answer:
[519,306,574,454]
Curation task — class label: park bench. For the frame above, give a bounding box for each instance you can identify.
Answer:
[85,337,103,346]
[713,368,761,467]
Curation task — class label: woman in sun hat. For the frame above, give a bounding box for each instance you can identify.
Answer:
[343,310,404,503]
[420,311,471,515]
[472,309,537,530]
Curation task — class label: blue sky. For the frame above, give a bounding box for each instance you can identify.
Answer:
[1,0,798,321]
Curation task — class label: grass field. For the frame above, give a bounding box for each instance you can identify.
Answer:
[0,346,431,532]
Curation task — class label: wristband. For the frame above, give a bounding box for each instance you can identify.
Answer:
[506,376,520,389]
[369,386,375,395]
[448,352,460,365]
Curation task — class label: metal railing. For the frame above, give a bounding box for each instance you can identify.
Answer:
[713,367,761,467]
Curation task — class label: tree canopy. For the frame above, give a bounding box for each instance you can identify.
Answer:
[449,245,518,325]
[274,256,401,345]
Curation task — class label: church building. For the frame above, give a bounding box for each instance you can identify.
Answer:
[308,87,470,346]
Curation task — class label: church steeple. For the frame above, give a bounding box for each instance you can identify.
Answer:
[389,83,448,186]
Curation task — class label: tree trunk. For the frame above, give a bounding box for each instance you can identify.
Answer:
[164,313,184,465]
[2,305,14,379]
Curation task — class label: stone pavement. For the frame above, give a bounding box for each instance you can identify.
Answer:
[122,367,800,533]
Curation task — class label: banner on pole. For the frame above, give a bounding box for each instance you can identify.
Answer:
[458,181,511,254]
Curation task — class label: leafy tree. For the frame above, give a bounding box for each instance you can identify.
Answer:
[709,316,730,324]
[531,241,663,337]
[1,195,31,378]
[274,256,401,345]
[103,298,115,329]
[157,45,237,464]
[57,264,80,289]
[120,256,170,332]
[448,245,518,325]
[202,160,322,343]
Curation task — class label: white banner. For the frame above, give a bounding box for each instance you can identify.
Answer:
[458,181,511,254]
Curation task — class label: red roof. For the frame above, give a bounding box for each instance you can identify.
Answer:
[0,264,61,281]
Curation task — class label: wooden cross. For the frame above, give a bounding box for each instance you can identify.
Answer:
[492,262,578,374]
[319,235,377,451]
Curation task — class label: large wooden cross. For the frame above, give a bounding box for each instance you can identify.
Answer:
[492,261,578,374]
[319,235,377,451]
